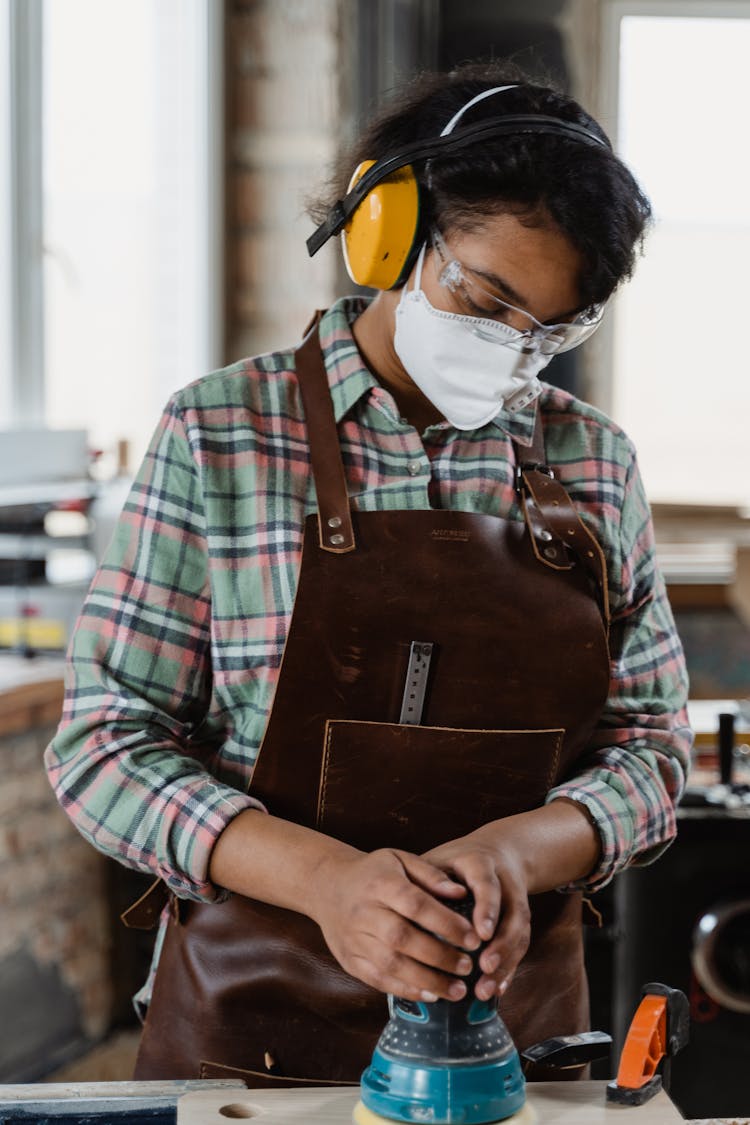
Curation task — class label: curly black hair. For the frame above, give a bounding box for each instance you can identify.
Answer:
[308,61,652,308]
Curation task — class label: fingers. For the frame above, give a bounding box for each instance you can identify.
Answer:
[425,845,530,1002]
[475,884,531,1000]
[431,849,502,943]
[397,851,468,903]
[348,933,473,1002]
[393,853,479,951]
[378,908,475,982]
[324,849,482,998]
[318,846,531,1003]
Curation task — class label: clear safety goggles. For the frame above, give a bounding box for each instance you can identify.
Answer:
[431,229,604,355]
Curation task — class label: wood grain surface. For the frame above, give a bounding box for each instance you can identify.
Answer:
[176,1081,686,1125]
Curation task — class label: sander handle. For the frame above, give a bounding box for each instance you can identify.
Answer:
[521,1030,612,1070]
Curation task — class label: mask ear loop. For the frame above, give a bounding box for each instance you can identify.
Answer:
[412,242,428,291]
[398,242,428,303]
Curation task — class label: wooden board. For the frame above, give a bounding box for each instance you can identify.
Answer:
[177,1081,685,1125]
[0,1080,247,1124]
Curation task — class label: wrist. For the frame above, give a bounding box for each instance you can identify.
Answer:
[305,840,361,926]
[470,802,600,895]
[469,819,529,880]
[210,809,362,918]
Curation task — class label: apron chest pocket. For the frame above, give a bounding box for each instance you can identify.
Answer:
[316,719,564,854]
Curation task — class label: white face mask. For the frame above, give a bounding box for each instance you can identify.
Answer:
[393,244,553,431]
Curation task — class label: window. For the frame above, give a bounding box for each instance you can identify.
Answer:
[602,1,750,507]
[2,0,223,470]
[0,0,12,425]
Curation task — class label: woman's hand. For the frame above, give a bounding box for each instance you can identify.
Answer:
[209,802,598,1004]
[422,827,531,1002]
[421,801,602,1002]
[309,847,482,1001]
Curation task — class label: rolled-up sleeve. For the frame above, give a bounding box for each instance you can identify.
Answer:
[44,396,263,902]
[547,447,692,890]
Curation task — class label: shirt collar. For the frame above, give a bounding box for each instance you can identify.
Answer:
[317,297,379,423]
[316,295,541,444]
[487,400,538,447]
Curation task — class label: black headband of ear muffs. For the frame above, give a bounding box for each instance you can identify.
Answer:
[306,113,611,258]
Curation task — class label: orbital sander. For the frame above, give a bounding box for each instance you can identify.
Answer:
[353,893,531,1125]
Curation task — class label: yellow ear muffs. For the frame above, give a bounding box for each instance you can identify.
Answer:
[342,160,421,290]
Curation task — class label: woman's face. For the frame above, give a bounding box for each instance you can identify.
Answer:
[417,209,586,332]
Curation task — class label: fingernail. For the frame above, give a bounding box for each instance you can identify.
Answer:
[480,918,495,939]
[463,932,481,951]
[421,990,438,1002]
[457,956,473,975]
[439,879,459,891]
[498,978,510,996]
[477,980,496,1000]
[449,981,466,1000]
[484,953,500,973]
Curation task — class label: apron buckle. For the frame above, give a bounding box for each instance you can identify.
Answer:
[515,461,555,493]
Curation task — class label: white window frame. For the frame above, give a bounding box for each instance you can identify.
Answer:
[3,0,224,430]
[600,0,750,142]
[599,0,750,565]
[8,0,44,424]
[597,0,750,419]
[0,2,13,423]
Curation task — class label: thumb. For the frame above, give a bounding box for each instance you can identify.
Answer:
[398,851,467,899]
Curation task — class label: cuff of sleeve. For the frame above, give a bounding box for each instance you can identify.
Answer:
[158,782,267,904]
[545,783,636,893]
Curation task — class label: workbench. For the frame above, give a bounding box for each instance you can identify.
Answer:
[0,1082,748,1125]
[175,1083,750,1124]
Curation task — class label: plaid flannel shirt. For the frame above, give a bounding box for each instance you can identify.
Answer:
[45,294,691,932]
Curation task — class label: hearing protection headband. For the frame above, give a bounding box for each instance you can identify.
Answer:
[306,114,610,258]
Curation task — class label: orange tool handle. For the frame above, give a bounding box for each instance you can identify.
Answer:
[614,993,668,1090]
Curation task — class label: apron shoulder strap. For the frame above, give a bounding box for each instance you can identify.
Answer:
[294,318,608,622]
[294,312,356,554]
[514,406,610,627]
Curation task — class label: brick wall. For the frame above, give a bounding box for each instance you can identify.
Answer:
[0,685,113,1079]
[225,0,347,363]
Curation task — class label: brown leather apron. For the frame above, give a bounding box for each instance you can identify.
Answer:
[132,316,611,1084]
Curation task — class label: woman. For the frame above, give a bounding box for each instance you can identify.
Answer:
[45,62,691,1084]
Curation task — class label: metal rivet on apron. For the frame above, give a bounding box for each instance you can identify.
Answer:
[544,546,558,560]
[330,533,345,545]
[327,515,342,529]
[539,530,553,542]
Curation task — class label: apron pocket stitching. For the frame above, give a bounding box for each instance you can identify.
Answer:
[544,729,563,789]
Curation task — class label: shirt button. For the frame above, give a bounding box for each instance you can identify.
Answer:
[407,460,423,477]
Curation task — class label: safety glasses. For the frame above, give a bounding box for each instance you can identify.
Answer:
[431,229,604,355]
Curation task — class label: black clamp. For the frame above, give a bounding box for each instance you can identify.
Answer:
[521,1030,612,1071]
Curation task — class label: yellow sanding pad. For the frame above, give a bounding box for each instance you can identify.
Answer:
[352,1098,538,1125]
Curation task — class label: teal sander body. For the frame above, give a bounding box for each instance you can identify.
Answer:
[356,895,526,1125]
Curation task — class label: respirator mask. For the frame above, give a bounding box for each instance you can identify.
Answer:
[393,231,603,431]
